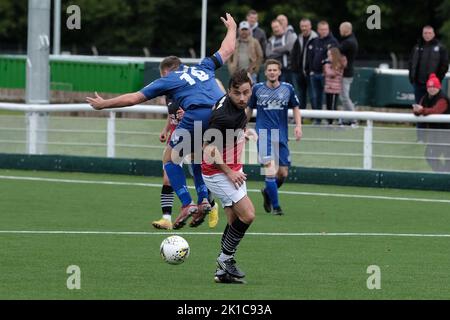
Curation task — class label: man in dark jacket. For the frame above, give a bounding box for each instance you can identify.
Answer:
[305,21,338,125]
[291,18,318,110]
[408,25,449,140]
[338,22,359,126]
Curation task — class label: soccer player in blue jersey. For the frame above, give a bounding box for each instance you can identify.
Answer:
[247,59,303,215]
[87,13,237,229]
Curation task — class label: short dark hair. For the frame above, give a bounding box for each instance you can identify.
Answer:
[264,59,282,71]
[318,20,329,27]
[228,69,252,89]
[271,19,281,25]
[160,56,181,72]
[300,18,312,24]
[247,9,257,16]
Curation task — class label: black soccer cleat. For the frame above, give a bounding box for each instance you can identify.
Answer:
[261,188,272,213]
[272,207,284,216]
[216,257,246,279]
[214,271,247,284]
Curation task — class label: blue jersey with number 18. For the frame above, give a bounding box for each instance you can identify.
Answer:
[140,52,224,111]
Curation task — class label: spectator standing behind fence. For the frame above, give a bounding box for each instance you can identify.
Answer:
[277,14,296,36]
[413,74,450,173]
[246,9,267,59]
[291,18,318,111]
[227,21,264,84]
[305,21,338,125]
[266,19,297,84]
[338,22,359,126]
[409,26,449,141]
[323,48,347,125]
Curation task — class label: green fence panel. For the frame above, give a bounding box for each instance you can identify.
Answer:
[350,67,376,107]
[0,55,144,93]
[373,70,450,108]
[51,60,144,93]
[0,56,26,89]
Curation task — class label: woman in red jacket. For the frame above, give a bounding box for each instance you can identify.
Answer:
[413,74,450,173]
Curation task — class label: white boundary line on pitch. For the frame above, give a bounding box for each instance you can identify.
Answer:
[0,230,450,238]
[1,175,450,204]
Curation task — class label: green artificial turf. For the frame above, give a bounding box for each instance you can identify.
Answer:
[1,169,450,300]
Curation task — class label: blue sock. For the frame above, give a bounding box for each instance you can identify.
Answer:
[265,177,280,209]
[164,162,192,207]
[191,164,209,204]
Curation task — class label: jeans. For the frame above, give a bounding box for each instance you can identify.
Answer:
[340,77,356,125]
[309,73,325,124]
[294,73,313,110]
[280,68,295,85]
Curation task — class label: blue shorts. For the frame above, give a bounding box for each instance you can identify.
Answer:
[257,139,291,167]
[169,107,212,152]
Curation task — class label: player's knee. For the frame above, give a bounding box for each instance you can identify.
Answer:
[244,206,256,225]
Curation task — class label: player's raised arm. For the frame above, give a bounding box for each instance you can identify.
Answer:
[218,13,237,64]
[86,91,147,110]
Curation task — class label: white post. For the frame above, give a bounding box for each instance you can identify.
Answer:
[26,0,51,155]
[200,0,207,59]
[107,112,116,158]
[53,0,61,55]
[364,120,373,170]
[26,112,38,155]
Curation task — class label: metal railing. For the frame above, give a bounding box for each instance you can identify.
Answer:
[1,102,450,173]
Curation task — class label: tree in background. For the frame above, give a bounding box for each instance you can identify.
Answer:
[440,0,450,49]
[0,0,447,60]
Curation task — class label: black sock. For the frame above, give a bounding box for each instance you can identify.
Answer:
[208,189,215,207]
[221,219,250,256]
[161,185,174,215]
[276,177,286,189]
[220,224,230,253]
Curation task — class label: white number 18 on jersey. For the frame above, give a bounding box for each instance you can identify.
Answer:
[180,67,209,85]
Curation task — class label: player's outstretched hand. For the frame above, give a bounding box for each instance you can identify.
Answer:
[220,13,236,31]
[226,170,247,190]
[86,92,105,110]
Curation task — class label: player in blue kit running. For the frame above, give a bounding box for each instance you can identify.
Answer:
[246,59,303,215]
[87,13,237,229]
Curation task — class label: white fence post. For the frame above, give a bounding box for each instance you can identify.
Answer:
[364,120,373,170]
[26,112,38,155]
[107,112,116,158]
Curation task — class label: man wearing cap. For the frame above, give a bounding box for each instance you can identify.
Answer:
[227,21,264,84]
[413,74,450,173]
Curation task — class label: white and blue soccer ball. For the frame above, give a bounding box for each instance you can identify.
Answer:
[160,235,190,265]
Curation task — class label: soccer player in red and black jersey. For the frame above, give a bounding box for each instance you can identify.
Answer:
[202,70,256,284]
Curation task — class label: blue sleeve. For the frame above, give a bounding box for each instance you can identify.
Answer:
[140,75,183,100]
[248,86,258,109]
[289,86,300,108]
[199,52,224,72]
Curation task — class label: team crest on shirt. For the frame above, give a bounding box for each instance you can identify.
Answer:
[434,46,439,52]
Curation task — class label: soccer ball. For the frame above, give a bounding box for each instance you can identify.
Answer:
[160,235,190,265]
